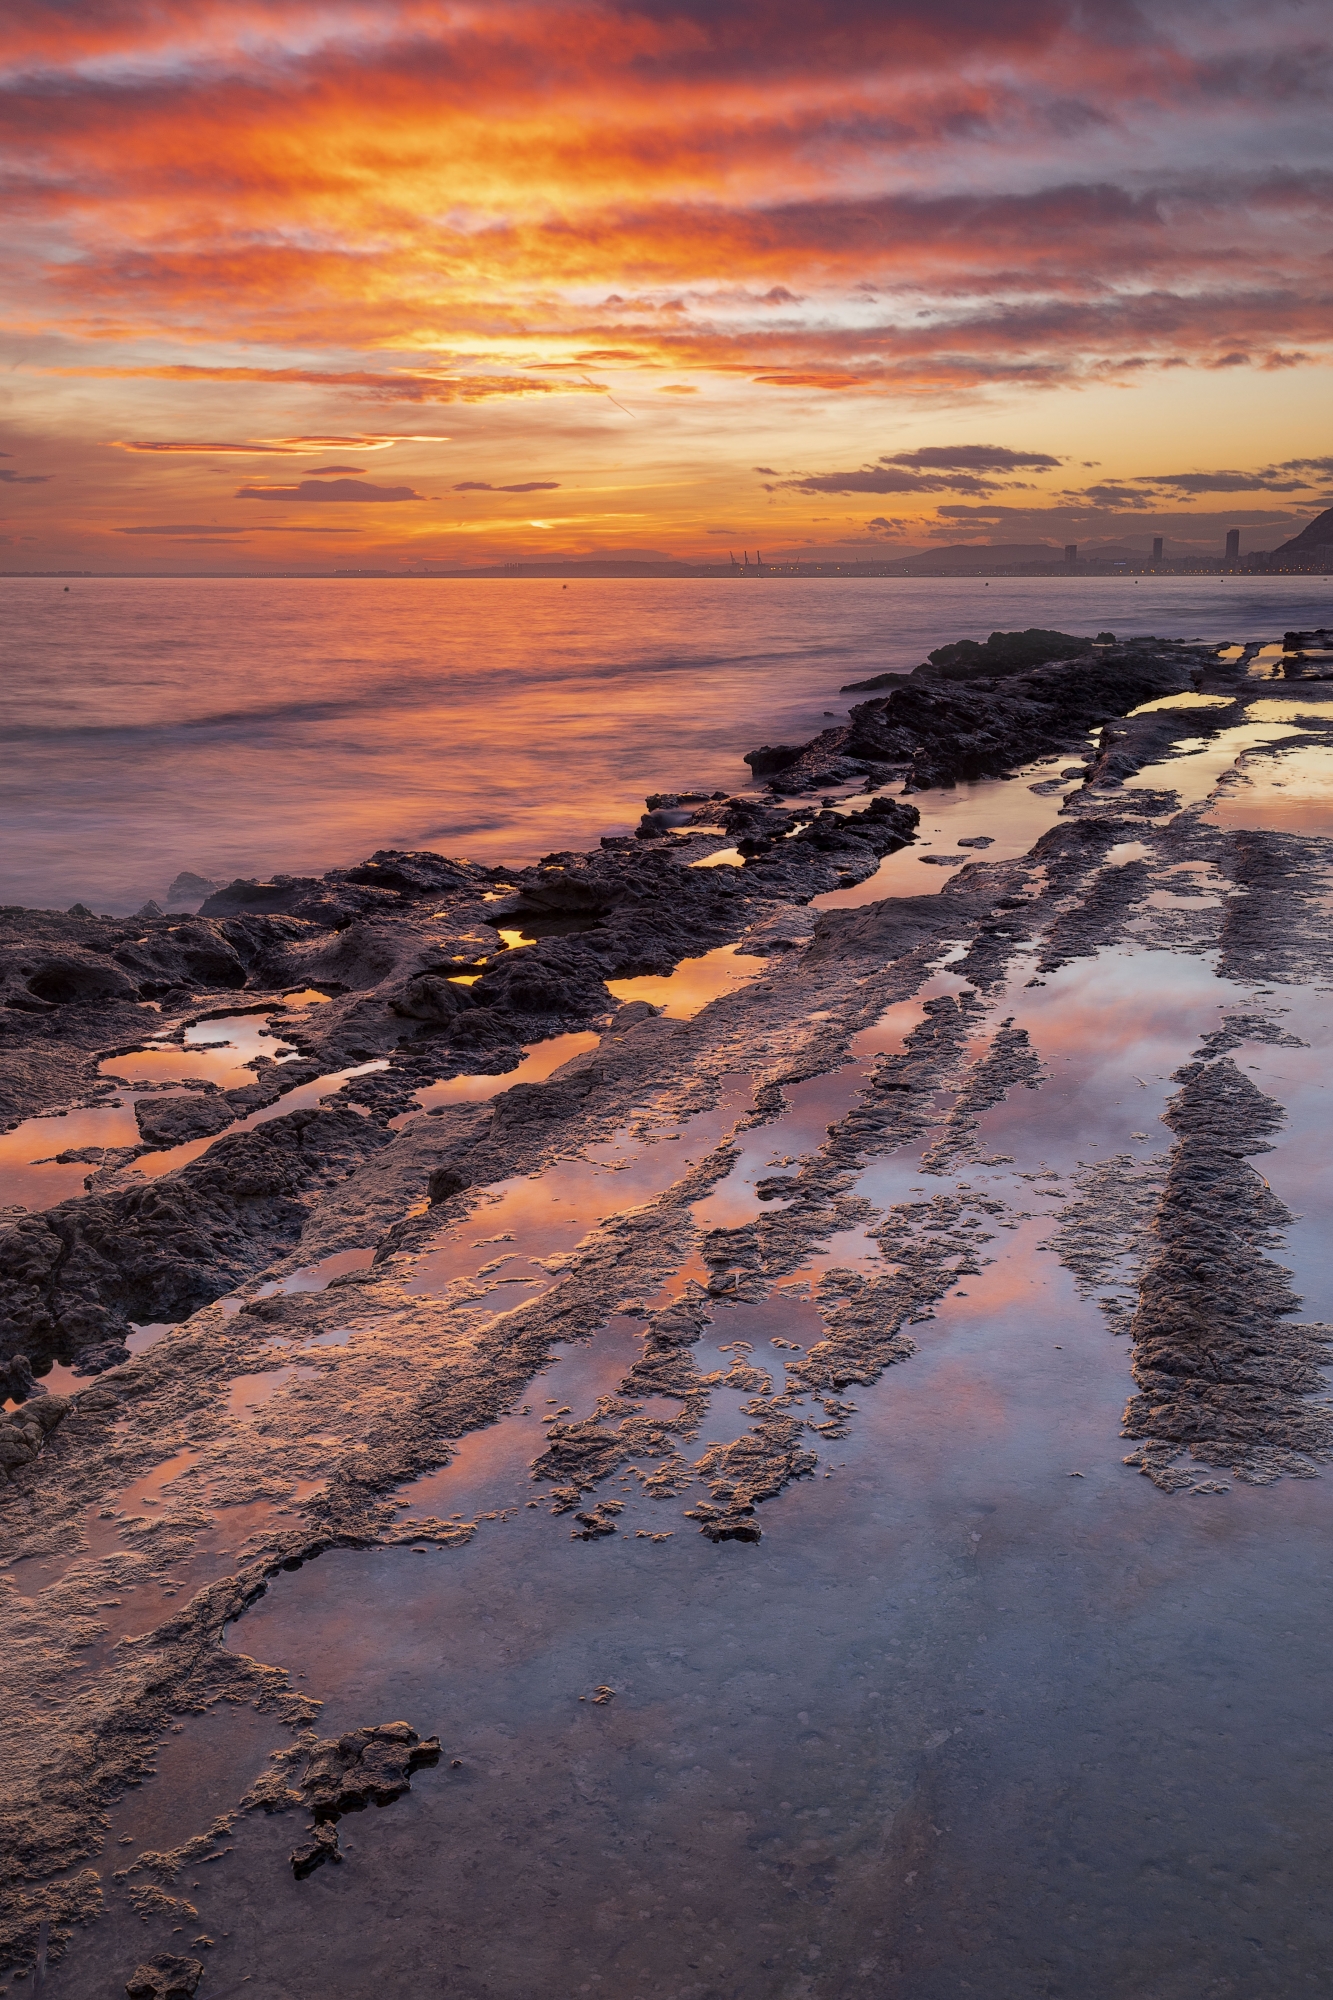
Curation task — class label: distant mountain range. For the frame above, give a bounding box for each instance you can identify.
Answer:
[882,542,1063,570]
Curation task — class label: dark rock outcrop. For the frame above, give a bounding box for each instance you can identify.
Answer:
[1122,1057,1333,1487]
[0,1109,390,1368]
[285,1723,441,1877]
[766,639,1199,793]
[0,1394,68,1483]
[134,1091,236,1150]
[125,1957,204,2000]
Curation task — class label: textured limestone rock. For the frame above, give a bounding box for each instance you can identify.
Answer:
[125,1954,204,1998]
[1122,1057,1333,1488]
[283,1723,441,1876]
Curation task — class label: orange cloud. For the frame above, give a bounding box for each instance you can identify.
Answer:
[110,434,442,452]
[3,0,1329,568]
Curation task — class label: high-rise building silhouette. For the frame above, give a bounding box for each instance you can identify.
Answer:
[1152,536,1164,561]
[1225,528,1240,561]
[1064,544,1077,565]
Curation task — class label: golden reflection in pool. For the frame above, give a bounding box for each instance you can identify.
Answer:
[607,944,766,1019]
[1205,739,1333,836]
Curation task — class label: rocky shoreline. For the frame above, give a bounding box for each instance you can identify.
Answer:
[5,625,1333,1984]
[0,632,1215,1375]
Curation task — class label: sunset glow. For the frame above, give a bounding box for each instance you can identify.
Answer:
[3,0,1330,569]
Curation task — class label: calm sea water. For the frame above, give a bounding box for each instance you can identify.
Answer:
[5,573,1329,912]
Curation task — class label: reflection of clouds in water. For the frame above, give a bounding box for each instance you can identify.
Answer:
[1207,738,1333,835]
[816,761,1072,909]
[1124,721,1301,809]
[406,1078,752,1301]
[0,1004,384,1212]
[608,944,766,1019]
[407,1030,600,1112]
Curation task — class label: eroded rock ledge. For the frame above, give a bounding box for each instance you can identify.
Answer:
[1123,1057,1333,1490]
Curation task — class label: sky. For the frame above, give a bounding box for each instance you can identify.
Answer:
[2,0,1331,571]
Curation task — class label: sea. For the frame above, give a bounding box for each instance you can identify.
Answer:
[5,572,1329,913]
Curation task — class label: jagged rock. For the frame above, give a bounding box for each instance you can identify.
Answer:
[22,955,140,1008]
[571,1500,623,1538]
[474,940,611,1016]
[922,626,1095,681]
[165,871,221,905]
[125,1954,204,1998]
[388,973,476,1023]
[1122,1057,1333,1486]
[761,640,1199,794]
[743,744,806,775]
[0,1108,390,1369]
[134,1092,236,1149]
[842,627,1095,691]
[112,923,248,993]
[0,1351,44,1402]
[290,1821,342,1879]
[0,1395,69,1480]
[302,1721,441,1820]
[280,1723,440,1875]
[343,849,485,896]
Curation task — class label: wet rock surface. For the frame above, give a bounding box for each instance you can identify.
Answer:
[7,629,1333,1990]
[769,637,1204,793]
[125,1957,204,2000]
[1122,1056,1333,1489]
[263,1721,442,1876]
[1,1108,392,1361]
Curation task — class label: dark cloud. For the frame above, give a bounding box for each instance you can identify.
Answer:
[780,446,1059,496]
[234,480,424,501]
[1074,484,1155,508]
[563,0,1156,88]
[785,467,999,495]
[0,469,53,484]
[305,464,369,474]
[929,501,1309,539]
[1147,469,1312,493]
[1065,462,1332,501]
[452,481,561,492]
[88,366,566,405]
[880,444,1062,472]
